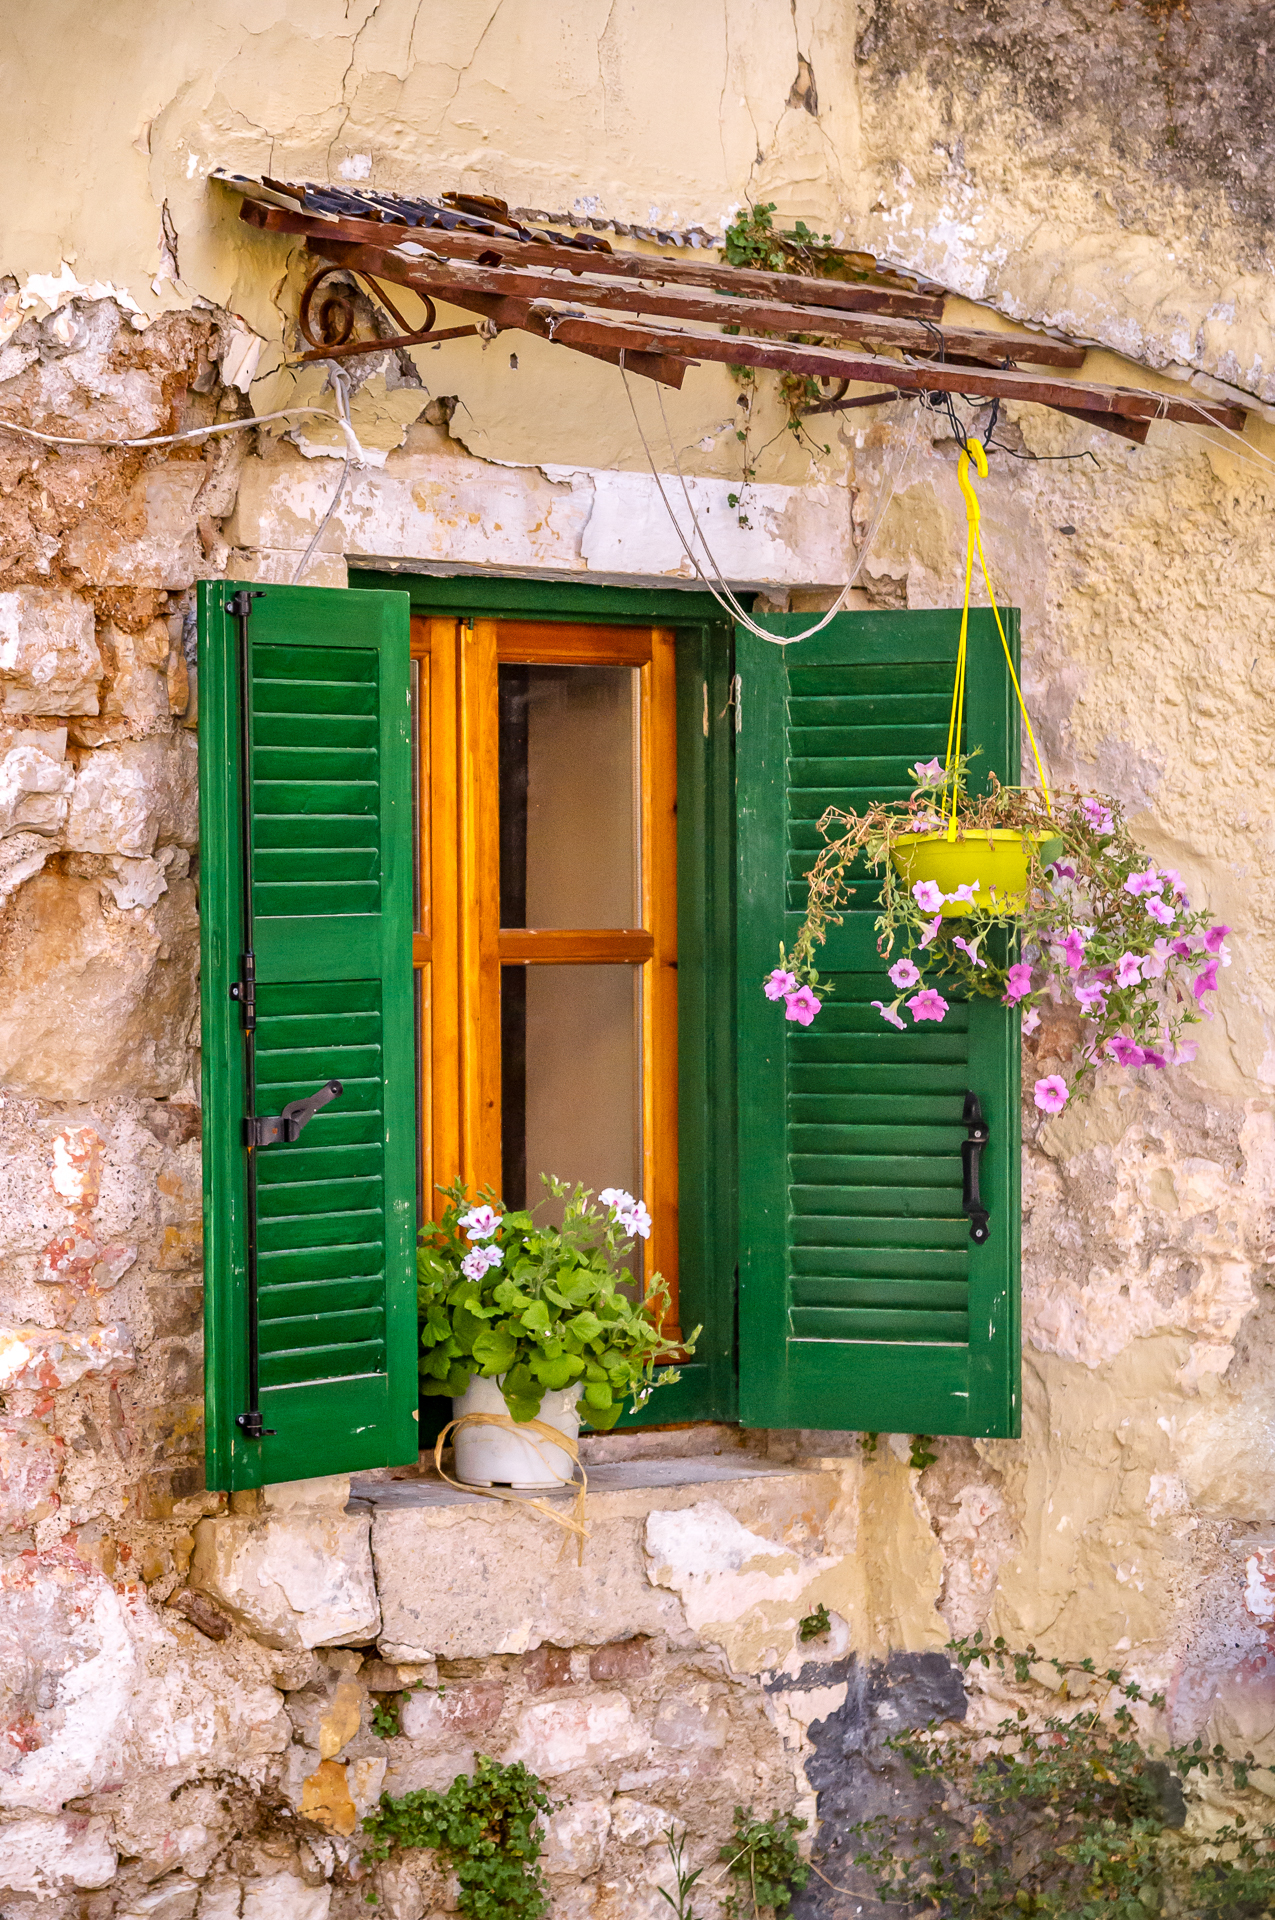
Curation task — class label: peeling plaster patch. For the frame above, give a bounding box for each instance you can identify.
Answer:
[1244,1550,1275,1625]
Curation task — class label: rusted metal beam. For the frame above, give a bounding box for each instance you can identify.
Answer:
[238,197,946,319]
[306,240,1087,369]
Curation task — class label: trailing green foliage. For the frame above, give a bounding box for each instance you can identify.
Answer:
[721,1807,809,1918]
[362,1756,553,1920]
[798,1602,831,1643]
[722,202,837,276]
[417,1178,696,1428]
[847,1634,1275,1919]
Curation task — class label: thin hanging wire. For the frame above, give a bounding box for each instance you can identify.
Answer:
[620,355,921,646]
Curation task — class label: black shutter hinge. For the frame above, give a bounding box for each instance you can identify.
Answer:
[237,1411,276,1438]
[227,588,265,620]
[244,1078,343,1148]
[961,1090,991,1244]
[230,950,257,1031]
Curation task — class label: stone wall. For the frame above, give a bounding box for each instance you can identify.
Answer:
[1,1,1274,1914]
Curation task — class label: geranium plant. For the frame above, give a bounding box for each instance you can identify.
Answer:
[417,1177,696,1429]
[767,756,1229,1112]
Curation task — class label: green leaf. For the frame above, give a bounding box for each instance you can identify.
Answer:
[583,1381,613,1411]
[520,1300,552,1336]
[569,1310,603,1344]
[471,1326,518,1374]
[528,1352,581,1390]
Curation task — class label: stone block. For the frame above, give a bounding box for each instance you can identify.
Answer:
[0,1813,115,1895]
[400,1681,505,1745]
[608,1798,672,1849]
[77,619,174,743]
[0,589,101,716]
[503,1693,644,1778]
[363,1658,437,1692]
[61,465,205,589]
[0,1322,134,1391]
[190,1501,381,1652]
[117,1876,201,1920]
[651,1695,728,1751]
[0,1419,65,1531]
[0,871,199,1099]
[0,733,73,836]
[240,1873,331,1920]
[65,735,199,857]
[589,1637,651,1682]
[523,1644,573,1692]
[540,1797,612,1876]
[0,1547,287,1813]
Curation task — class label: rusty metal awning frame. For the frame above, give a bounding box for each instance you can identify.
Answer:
[220,175,1246,444]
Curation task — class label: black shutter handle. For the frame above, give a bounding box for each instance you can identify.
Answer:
[245,1079,343,1148]
[961,1090,991,1244]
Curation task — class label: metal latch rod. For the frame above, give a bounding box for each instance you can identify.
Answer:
[960,1090,991,1245]
[245,1079,344,1148]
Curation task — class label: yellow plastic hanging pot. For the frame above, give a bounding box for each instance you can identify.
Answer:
[890,828,1063,916]
[891,437,1058,915]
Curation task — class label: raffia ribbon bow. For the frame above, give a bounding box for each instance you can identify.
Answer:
[433,1412,590,1565]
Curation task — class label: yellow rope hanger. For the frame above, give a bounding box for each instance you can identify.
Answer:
[943,438,1053,839]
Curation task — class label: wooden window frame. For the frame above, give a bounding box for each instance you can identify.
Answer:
[410,615,681,1332]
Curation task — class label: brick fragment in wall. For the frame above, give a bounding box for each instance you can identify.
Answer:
[523,1643,573,1692]
[589,1636,651,1682]
[0,872,199,1100]
[166,1588,231,1641]
[0,589,101,716]
[399,1679,505,1745]
[361,1657,436,1691]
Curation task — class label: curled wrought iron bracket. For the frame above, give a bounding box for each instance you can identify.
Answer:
[960,1090,991,1245]
[295,265,476,365]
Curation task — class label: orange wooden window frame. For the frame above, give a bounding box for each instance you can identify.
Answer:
[410,616,680,1332]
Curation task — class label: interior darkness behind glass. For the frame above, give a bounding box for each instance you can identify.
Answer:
[499,666,529,1207]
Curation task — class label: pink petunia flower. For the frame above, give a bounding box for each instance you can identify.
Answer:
[1193,959,1220,1000]
[1140,939,1172,980]
[1033,1075,1069,1113]
[948,881,981,907]
[1081,798,1114,834]
[1021,1006,1042,1035]
[1203,924,1232,954]
[918,914,944,949]
[888,957,922,990]
[910,757,945,786]
[909,812,944,832]
[764,968,797,1001]
[1115,953,1143,988]
[784,985,822,1026]
[907,988,949,1023]
[1145,896,1176,926]
[460,1204,502,1243]
[1060,929,1087,971]
[1051,861,1077,879]
[872,999,907,1030]
[1124,865,1160,897]
[1106,1034,1143,1067]
[1003,961,1034,1004]
[1140,1048,1168,1069]
[952,934,986,968]
[912,880,946,913]
[1074,982,1108,1011]
[1170,1037,1198,1064]
[1172,938,1194,959]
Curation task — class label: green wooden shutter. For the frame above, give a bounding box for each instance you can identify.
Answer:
[736,609,1021,1438]
[199,581,417,1490]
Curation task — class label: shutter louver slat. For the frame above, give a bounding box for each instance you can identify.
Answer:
[736,608,1021,1439]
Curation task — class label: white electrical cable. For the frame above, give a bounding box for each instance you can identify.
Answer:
[620,356,919,645]
[0,364,367,588]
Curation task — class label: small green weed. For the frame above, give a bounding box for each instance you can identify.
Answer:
[908,1434,938,1471]
[363,1754,553,1920]
[369,1695,402,1739]
[721,1807,809,1918]
[798,1602,831,1643]
[658,1826,706,1919]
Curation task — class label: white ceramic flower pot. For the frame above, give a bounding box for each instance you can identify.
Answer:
[451,1373,583,1490]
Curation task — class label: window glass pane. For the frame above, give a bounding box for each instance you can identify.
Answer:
[499,665,640,929]
[500,964,641,1223]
